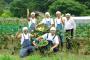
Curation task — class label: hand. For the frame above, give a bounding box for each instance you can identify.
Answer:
[35,45,38,48]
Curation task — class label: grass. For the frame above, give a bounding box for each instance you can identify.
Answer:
[0,52,90,60]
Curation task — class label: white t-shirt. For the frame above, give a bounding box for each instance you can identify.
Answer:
[42,33,59,44]
[28,18,36,27]
[64,17,76,30]
[54,18,63,28]
[21,33,31,45]
[41,18,54,25]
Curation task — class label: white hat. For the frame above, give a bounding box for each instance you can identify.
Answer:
[56,11,61,14]
[22,27,28,31]
[66,13,71,16]
[45,12,50,16]
[50,27,56,31]
[31,12,35,15]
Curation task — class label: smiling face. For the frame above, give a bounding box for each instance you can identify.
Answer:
[23,29,28,34]
[45,14,50,18]
[50,30,56,35]
[66,15,70,20]
[56,12,61,18]
[31,14,35,18]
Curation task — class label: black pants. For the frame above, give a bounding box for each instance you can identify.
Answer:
[65,29,74,49]
[66,29,74,38]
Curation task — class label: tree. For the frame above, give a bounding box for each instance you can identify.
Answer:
[49,0,88,16]
[10,0,55,17]
[10,0,28,17]
[0,0,6,16]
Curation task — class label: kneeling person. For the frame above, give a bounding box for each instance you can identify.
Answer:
[16,27,35,58]
[36,27,59,52]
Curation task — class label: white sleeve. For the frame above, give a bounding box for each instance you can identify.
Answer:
[41,18,45,24]
[71,19,76,29]
[42,33,48,39]
[54,36,59,44]
[54,18,57,28]
[51,18,54,24]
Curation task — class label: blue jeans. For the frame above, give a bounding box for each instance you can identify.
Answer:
[20,46,35,58]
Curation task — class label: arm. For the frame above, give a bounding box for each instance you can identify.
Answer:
[51,43,59,49]
[51,18,55,27]
[32,41,38,48]
[16,32,22,39]
[61,17,65,25]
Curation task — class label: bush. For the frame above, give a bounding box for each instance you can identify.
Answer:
[49,0,87,16]
[1,10,13,18]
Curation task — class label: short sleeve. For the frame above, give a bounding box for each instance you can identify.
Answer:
[51,18,54,24]
[41,18,45,24]
[54,36,59,44]
[42,33,48,40]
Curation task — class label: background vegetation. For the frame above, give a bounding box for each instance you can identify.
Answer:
[0,0,90,18]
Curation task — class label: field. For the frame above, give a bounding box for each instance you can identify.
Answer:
[0,51,90,60]
[0,17,90,60]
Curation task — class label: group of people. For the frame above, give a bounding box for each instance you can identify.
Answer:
[16,11,76,58]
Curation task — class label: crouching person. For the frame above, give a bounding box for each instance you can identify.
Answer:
[16,27,35,58]
[34,27,60,53]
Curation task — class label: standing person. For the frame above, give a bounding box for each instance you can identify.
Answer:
[28,12,37,32]
[64,13,76,49]
[16,27,35,58]
[39,12,54,28]
[54,11,64,49]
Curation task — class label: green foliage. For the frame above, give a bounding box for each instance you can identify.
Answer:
[1,10,13,18]
[10,0,27,18]
[10,0,55,17]
[49,0,87,16]
[0,0,6,16]
[0,55,15,60]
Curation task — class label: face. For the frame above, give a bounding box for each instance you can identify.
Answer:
[45,15,50,18]
[50,30,56,35]
[66,16,70,20]
[31,14,35,18]
[23,29,28,34]
[56,13,61,18]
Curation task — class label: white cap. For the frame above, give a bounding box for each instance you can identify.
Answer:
[66,13,71,16]
[31,12,35,15]
[45,12,50,17]
[22,27,28,31]
[56,11,61,14]
[50,27,56,31]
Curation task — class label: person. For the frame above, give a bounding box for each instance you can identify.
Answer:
[64,13,76,49]
[33,27,59,53]
[28,12,37,32]
[54,11,64,49]
[16,27,35,58]
[64,13,76,38]
[39,12,54,28]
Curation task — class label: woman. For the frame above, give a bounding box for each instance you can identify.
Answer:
[54,11,64,49]
[28,12,37,32]
[39,12,54,28]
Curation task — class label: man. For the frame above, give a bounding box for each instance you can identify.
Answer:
[33,27,59,52]
[16,27,35,58]
[54,11,64,49]
[64,13,76,49]
[28,12,37,32]
[64,13,76,38]
[39,12,54,28]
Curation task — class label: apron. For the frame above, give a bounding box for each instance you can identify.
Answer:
[45,19,51,28]
[56,24,63,30]
[30,23,36,31]
[22,34,31,48]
